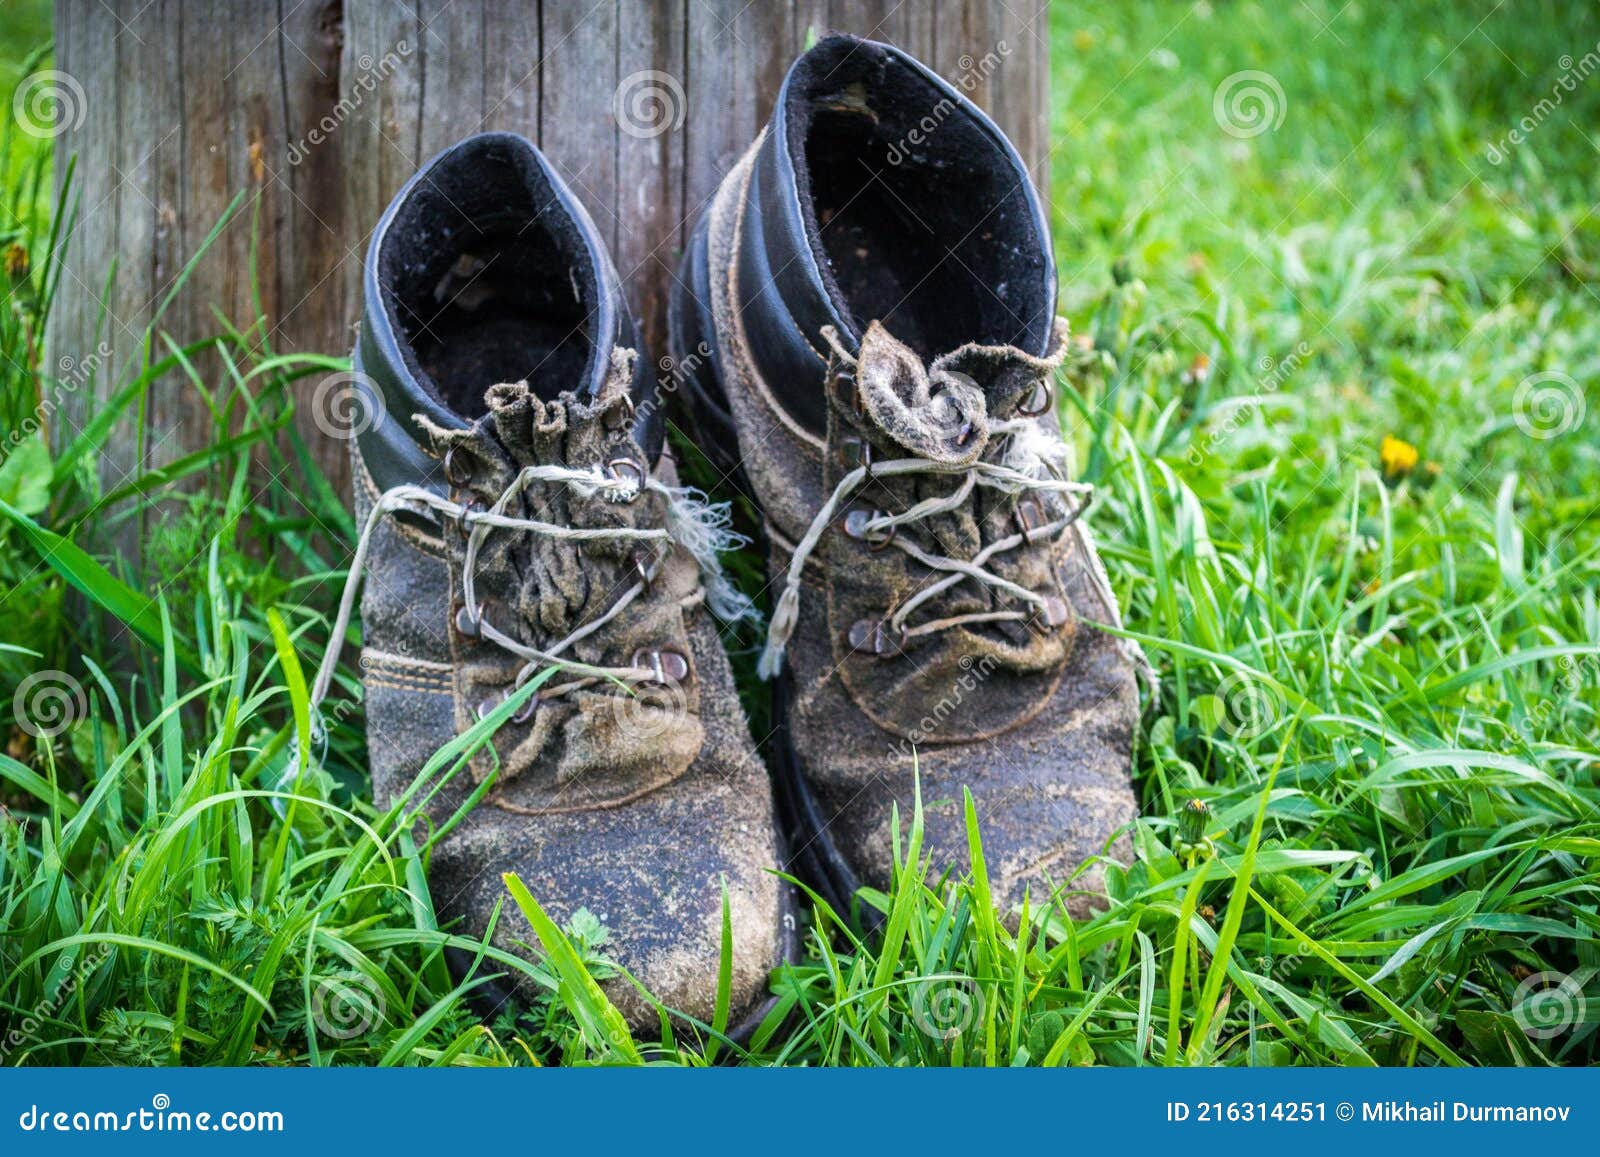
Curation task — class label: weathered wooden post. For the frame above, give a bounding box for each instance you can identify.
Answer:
[52,0,1049,511]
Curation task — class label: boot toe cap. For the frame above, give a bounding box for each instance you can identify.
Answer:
[431,750,786,1034]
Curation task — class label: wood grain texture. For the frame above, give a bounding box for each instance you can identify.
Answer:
[52,0,1051,510]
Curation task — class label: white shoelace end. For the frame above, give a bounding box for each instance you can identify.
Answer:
[756,643,785,681]
[758,586,801,679]
[653,480,760,625]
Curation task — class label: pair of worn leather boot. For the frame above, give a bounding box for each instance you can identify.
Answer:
[318,34,1140,1032]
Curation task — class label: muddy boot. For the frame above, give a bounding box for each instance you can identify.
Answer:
[317,132,792,1033]
[669,37,1143,919]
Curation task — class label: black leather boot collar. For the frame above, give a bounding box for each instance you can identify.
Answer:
[733,34,1057,437]
[354,132,659,495]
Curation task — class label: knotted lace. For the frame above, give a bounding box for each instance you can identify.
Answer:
[310,462,751,718]
[758,326,1127,679]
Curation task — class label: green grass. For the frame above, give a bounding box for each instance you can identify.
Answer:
[1,0,1597,1066]
[0,0,53,224]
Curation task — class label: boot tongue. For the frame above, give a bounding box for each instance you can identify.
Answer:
[413,346,656,641]
[473,346,639,476]
[821,317,1081,742]
[853,323,988,464]
[411,350,709,805]
[411,346,646,522]
[933,318,1071,420]
[848,319,1069,463]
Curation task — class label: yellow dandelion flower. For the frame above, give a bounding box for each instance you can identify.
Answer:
[3,243,28,280]
[1380,434,1418,483]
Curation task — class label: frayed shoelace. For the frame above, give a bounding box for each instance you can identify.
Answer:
[309,463,753,720]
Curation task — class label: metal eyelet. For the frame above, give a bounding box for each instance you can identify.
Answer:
[453,600,483,639]
[836,367,861,413]
[607,456,645,494]
[1016,379,1052,417]
[637,544,667,590]
[442,445,475,488]
[631,647,690,685]
[474,689,506,721]
[602,393,636,431]
[839,437,873,475]
[1030,595,1071,631]
[455,499,485,540]
[843,508,896,551]
[511,690,541,726]
[1014,498,1045,541]
[846,619,904,657]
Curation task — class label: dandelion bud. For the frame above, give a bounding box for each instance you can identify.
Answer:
[1178,797,1210,846]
